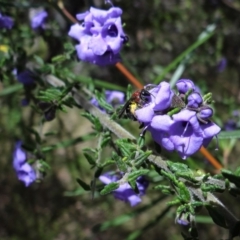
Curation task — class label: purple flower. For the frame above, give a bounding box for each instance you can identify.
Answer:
[91,90,125,111]
[217,57,227,72]
[68,7,128,66]
[99,173,149,206]
[134,80,221,159]
[13,141,36,187]
[224,120,237,131]
[16,70,35,86]
[0,13,14,29]
[31,10,48,29]
[176,212,191,226]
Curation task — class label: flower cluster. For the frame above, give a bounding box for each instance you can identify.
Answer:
[68,7,128,66]
[31,10,48,30]
[135,79,221,159]
[99,172,149,206]
[0,13,14,29]
[13,142,36,187]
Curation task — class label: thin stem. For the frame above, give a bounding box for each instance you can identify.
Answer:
[115,62,144,89]
[57,1,77,23]
[200,146,222,170]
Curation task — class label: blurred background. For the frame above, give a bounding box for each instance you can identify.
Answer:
[1,0,240,239]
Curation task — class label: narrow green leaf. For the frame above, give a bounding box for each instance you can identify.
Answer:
[127,169,149,182]
[101,136,111,149]
[83,152,96,166]
[94,168,103,178]
[100,182,119,195]
[112,152,128,172]
[0,83,23,96]
[76,178,91,191]
[218,130,240,139]
[206,206,228,229]
[134,150,152,167]
[34,55,44,65]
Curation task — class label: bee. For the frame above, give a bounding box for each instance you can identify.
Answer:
[118,88,153,120]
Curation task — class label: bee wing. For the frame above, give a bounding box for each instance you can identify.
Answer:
[144,84,158,91]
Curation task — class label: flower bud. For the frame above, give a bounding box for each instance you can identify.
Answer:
[187,92,203,108]
[199,107,213,120]
[176,79,195,94]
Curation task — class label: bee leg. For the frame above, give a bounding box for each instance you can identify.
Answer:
[139,124,149,137]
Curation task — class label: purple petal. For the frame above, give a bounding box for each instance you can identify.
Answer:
[135,102,155,123]
[17,70,35,86]
[13,141,27,170]
[149,127,175,151]
[88,35,108,55]
[105,90,125,105]
[0,15,14,29]
[151,115,173,131]
[99,174,114,184]
[31,10,48,29]
[68,23,85,40]
[201,122,221,147]
[99,173,148,206]
[154,82,174,111]
[76,11,90,21]
[17,163,36,187]
[90,7,122,25]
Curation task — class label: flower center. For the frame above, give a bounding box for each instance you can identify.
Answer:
[107,24,118,37]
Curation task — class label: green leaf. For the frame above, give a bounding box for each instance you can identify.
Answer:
[115,139,136,157]
[221,169,240,187]
[83,152,96,166]
[41,146,55,152]
[206,206,228,229]
[218,130,240,139]
[94,168,103,178]
[64,188,86,197]
[167,161,189,173]
[127,169,149,182]
[34,55,44,66]
[44,131,58,136]
[112,152,128,172]
[137,136,145,148]
[100,182,119,195]
[51,54,66,63]
[82,112,102,132]
[76,178,91,191]
[100,135,111,149]
[134,150,152,167]
[0,83,23,96]
[95,91,114,112]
